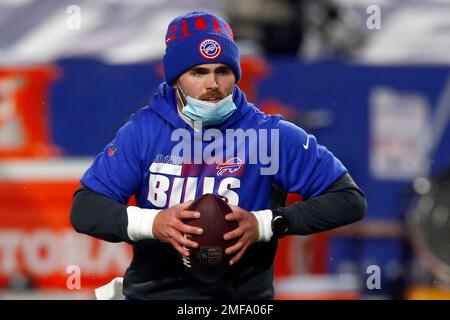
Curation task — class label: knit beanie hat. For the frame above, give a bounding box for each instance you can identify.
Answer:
[162,11,241,84]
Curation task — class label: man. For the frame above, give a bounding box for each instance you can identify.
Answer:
[70,11,366,300]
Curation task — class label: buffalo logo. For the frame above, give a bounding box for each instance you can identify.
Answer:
[199,39,221,59]
[107,144,117,157]
[197,246,223,265]
[216,157,242,176]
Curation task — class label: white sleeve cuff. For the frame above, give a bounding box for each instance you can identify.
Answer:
[251,209,273,242]
[126,206,160,241]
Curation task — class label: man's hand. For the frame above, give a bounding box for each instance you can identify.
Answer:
[223,205,259,265]
[152,201,203,256]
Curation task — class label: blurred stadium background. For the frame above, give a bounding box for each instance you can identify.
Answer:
[0,0,449,300]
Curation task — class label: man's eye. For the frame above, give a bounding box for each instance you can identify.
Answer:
[192,71,206,77]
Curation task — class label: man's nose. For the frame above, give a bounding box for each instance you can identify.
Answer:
[205,74,219,90]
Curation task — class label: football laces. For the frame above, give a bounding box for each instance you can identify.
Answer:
[182,233,191,268]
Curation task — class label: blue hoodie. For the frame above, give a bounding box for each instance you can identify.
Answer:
[80,83,346,299]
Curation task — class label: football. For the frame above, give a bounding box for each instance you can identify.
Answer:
[181,193,238,283]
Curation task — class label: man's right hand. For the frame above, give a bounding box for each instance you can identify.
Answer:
[152,201,203,256]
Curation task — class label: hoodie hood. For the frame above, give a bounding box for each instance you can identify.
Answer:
[148,82,258,130]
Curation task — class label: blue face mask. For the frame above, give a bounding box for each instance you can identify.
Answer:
[177,84,237,126]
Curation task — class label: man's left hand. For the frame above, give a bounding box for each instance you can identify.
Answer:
[223,205,259,265]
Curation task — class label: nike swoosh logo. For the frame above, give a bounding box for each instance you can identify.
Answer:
[303,136,310,149]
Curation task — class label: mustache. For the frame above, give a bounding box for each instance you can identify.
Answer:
[199,91,226,100]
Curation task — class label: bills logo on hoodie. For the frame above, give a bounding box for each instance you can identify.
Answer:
[146,157,243,208]
[216,157,242,176]
[107,144,117,157]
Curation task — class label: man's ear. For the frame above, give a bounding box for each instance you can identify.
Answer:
[173,80,179,90]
